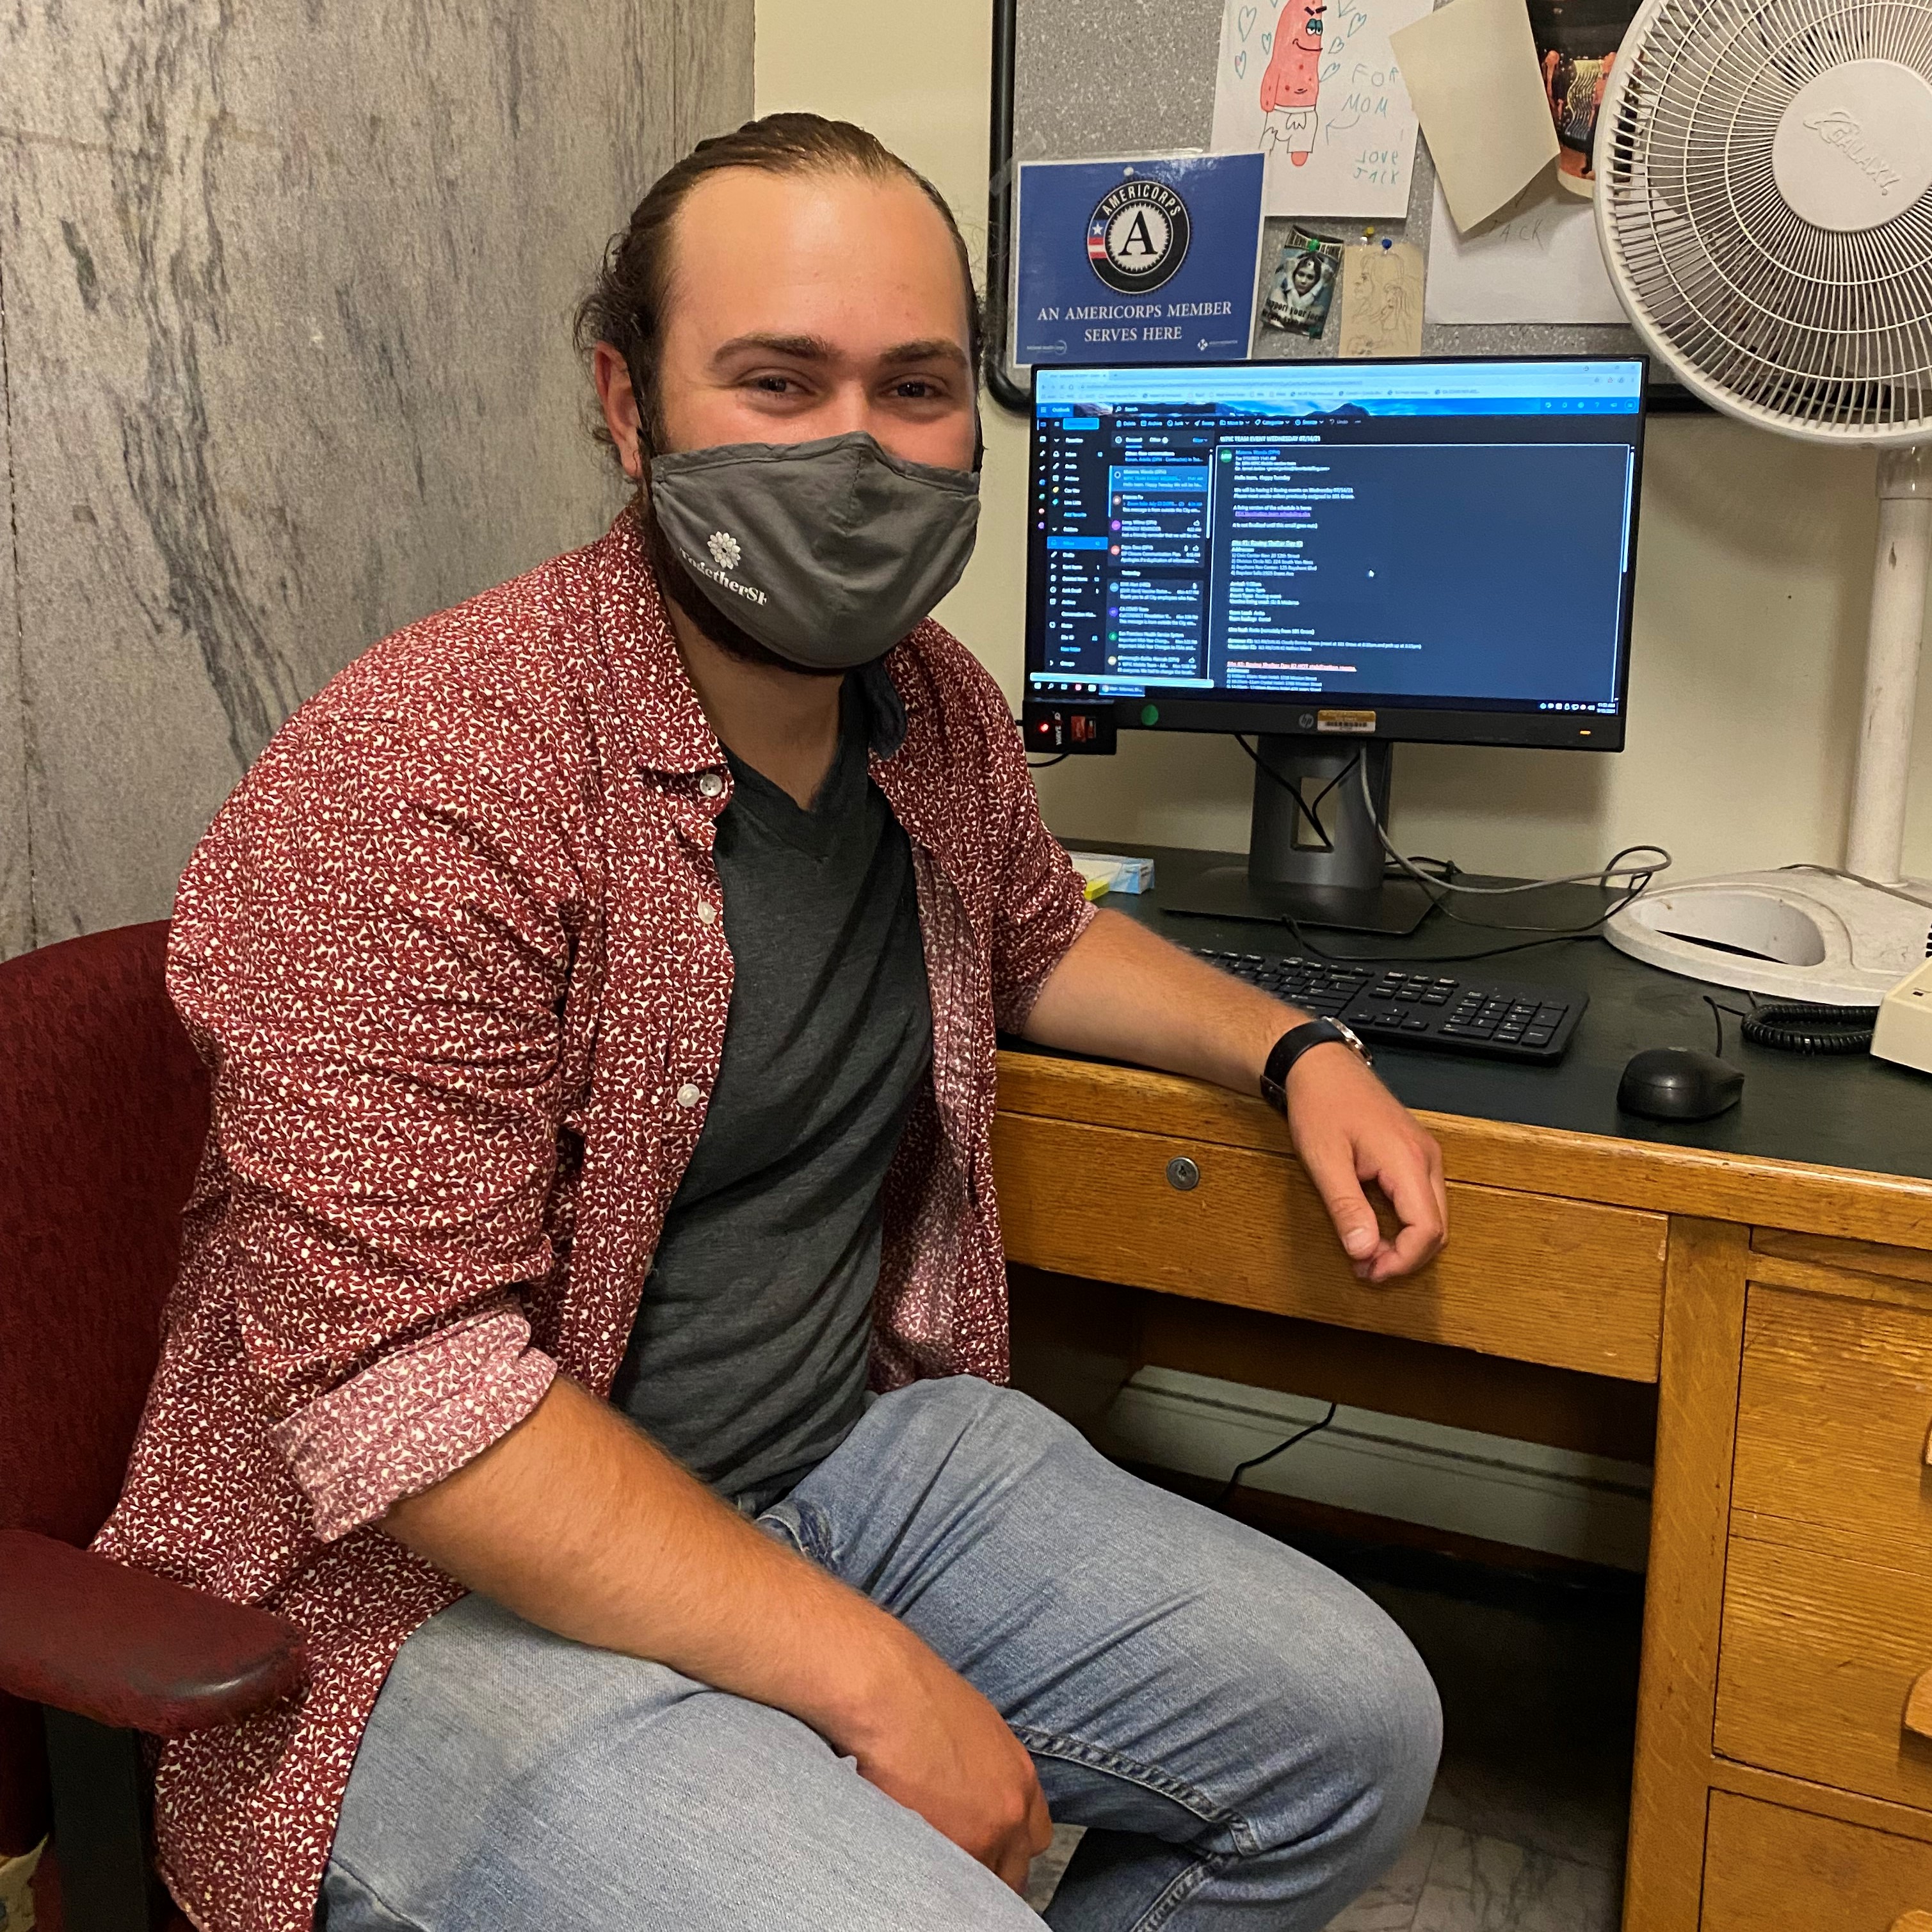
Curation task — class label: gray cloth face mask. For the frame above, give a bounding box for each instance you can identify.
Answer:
[648,431,981,670]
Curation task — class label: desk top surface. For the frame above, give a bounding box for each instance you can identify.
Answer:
[1084,845,1932,1189]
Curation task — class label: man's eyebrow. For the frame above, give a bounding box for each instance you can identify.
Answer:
[710,333,836,364]
[707,333,969,371]
[877,339,970,371]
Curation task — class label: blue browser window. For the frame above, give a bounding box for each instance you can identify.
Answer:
[1026,358,1643,718]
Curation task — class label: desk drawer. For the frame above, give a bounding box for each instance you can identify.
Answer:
[991,1111,1665,1380]
[1732,1285,1932,1569]
[1718,1285,1932,1808]
[1703,1791,1932,1931]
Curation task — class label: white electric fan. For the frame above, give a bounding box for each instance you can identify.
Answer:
[1595,0,1932,1003]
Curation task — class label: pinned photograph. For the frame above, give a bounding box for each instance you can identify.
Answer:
[1258,226,1342,338]
[1528,0,1639,195]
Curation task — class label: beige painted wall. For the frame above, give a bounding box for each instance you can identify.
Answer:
[756,0,1932,884]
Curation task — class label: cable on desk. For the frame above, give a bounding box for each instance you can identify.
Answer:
[1702,994,1754,1058]
[1267,773,1668,960]
[1421,858,1668,937]
[1027,752,1070,769]
[1226,746,1669,947]
[1275,885,1654,968]
[1356,757,1672,906]
[1217,1401,1339,1509]
[1741,1002,1880,1055]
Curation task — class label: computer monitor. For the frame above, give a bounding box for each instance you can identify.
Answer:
[1024,355,1646,932]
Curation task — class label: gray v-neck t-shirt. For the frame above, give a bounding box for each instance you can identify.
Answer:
[611,680,933,1508]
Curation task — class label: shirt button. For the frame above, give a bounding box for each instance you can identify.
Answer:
[697,771,725,800]
[695,901,718,926]
[675,1083,703,1109]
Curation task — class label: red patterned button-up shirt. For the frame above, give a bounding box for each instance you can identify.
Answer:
[92,514,1094,1932]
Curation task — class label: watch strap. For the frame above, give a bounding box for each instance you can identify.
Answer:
[1259,1018,1369,1115]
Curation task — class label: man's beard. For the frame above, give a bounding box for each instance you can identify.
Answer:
[637,485,843,680]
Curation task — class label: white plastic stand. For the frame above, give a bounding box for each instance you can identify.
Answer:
[1606,447,1932,1005]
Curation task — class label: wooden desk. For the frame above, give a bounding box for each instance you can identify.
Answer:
[993,857,1932,1932]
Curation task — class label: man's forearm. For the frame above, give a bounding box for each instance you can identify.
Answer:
[1022,907,1301,1094]
[383,1376,1054,1885]
[1022,904,1448,1282]
[382,1376,906,1741]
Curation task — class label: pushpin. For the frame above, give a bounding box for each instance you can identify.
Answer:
[1381,234,1394,249]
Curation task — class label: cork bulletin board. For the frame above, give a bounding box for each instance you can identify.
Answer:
[982,0,1696,412]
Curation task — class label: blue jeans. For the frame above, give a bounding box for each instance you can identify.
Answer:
[322,1377,1440,1929]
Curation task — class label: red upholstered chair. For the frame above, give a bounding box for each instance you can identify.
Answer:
[0,922,307,1932]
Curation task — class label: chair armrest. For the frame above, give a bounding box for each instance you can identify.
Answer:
[0,1529,308,1735]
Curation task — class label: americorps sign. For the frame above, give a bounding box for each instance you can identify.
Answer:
[1013,153,1266,366]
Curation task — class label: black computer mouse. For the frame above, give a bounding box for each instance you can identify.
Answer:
[1617,1047,1744,1122]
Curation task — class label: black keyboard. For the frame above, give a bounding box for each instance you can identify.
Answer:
[1189,948,1587,1064]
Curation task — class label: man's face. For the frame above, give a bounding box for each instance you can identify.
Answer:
[601,166,978,479]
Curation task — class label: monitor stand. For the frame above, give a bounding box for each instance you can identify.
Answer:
[1161,738,1435,937]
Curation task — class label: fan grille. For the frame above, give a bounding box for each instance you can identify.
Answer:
[1601,0,1932,435]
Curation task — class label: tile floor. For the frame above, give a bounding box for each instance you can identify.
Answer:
[1024,1558,1641,1931]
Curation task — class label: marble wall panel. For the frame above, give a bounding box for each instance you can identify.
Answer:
[675,1,759,155]
[0,0,752,954]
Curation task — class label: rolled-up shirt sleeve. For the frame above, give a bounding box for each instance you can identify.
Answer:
[167,701,584,1541]
[268,1300,556,1542]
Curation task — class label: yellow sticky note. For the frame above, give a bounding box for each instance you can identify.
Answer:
[1073,857,1119,900]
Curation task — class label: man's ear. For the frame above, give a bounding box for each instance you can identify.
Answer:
[592,342,646,480]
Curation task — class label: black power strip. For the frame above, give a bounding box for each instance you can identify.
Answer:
[1022,701,1117,755]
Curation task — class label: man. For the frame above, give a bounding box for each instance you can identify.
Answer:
[96,114,1444,1932]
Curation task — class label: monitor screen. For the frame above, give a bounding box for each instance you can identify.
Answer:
[1024,356,1645,750]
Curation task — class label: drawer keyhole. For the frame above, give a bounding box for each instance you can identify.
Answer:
[1166,1156,1200,1192]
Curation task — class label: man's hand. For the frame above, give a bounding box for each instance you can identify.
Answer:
[1023,908,1448,1281]
[835,1625,1052,1891]
[1283,1042,1446,1282]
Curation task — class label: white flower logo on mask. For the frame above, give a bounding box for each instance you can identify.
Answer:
[707,531,741,572]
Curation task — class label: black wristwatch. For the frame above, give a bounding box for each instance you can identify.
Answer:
[1259,1018,1371,1116]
